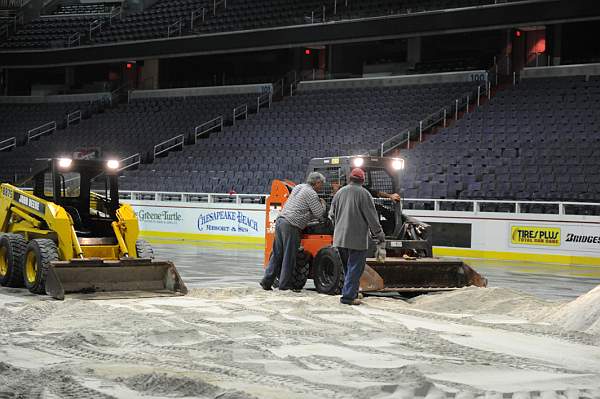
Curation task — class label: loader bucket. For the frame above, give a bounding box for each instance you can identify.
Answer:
[360,257,487,293]
[44,258,188,300]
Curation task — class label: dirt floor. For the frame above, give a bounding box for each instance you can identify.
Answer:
[1,244,600,398]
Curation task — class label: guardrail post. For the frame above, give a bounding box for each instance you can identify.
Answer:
[515,202,520,214]
[443,108,447,127]
[477,86,481,107]
[419,120,423,142]
[455,99,458,120]
[466,95,470,113]
[513,72,516,86]
[558,203,564,215]
[380,142,384,157]
[406,130,410,149]
[495,63,499,86]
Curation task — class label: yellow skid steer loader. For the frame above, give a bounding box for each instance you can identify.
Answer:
[0,158,187,299]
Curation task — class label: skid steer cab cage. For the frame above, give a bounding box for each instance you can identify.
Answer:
[263,155,487,295]
[0,158,188,299]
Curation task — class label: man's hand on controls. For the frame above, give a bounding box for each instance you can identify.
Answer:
[375,241,386,263]
[389,193,401,202]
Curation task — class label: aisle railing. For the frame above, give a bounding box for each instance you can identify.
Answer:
[0,137,16,152]
[27,121,56,142]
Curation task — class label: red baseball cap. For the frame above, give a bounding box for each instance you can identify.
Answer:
[350,168,365,182]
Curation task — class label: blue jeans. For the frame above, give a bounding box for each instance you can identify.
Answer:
[263,218,301,290]
[337,248,367,301]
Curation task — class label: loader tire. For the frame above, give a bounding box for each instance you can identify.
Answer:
[0,234,27,288]
[272,250,311,290]
[291,250,310,290]
[313,246,344,295]
[135,239,154,259]
[23,239,58,295]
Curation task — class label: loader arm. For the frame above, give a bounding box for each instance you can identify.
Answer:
[114,204,141,258]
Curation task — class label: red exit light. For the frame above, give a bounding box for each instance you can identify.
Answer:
[305,49,311,55]
[126,63,133,69]
[515,30,522,38]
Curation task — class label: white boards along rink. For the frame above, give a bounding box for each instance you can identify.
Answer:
[128,195,600,265]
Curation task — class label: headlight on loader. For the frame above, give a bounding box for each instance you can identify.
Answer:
[57,158,73,169]
[106,160,120,170]
[392,158,404,170]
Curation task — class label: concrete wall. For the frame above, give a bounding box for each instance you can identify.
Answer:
[0,92,111,103]
[299,70,488,91]
[522,63,600,79]
[129,83,273,100]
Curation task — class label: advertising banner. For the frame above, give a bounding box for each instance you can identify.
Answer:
[133,205,265,238]
[510,226,561,246]
[509,223,600,254]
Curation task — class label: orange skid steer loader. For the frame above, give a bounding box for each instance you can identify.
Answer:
[263,156,487,295]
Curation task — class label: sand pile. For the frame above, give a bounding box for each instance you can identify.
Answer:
[2,286,600,397]
[118,373,256,398]
[375,287,561,321]
[545,284,600,335]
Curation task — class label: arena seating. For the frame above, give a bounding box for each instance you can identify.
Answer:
[90,0,530,44]
[192,0,330,35]
[0,101,90,143]
[398,76,600,208]
[91,0,211,43]
[52,2,119,15]
[0,14,103,49]
[333,0,497,20]
[118,82,478,194]
[0,0,531,48]
[0,17,11,31]
[0,93,256,183]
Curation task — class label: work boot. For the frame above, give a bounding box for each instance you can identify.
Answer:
[279,287,301,293]
[259,279,273,291]
[340,297,361,306]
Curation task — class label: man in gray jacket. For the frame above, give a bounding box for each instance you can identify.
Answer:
[261,172,326,291]
[329,168,385,305]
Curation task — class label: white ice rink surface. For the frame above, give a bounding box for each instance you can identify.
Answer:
[1,242,600,398]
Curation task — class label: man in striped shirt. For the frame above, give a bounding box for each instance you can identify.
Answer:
[261,172,326,291]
